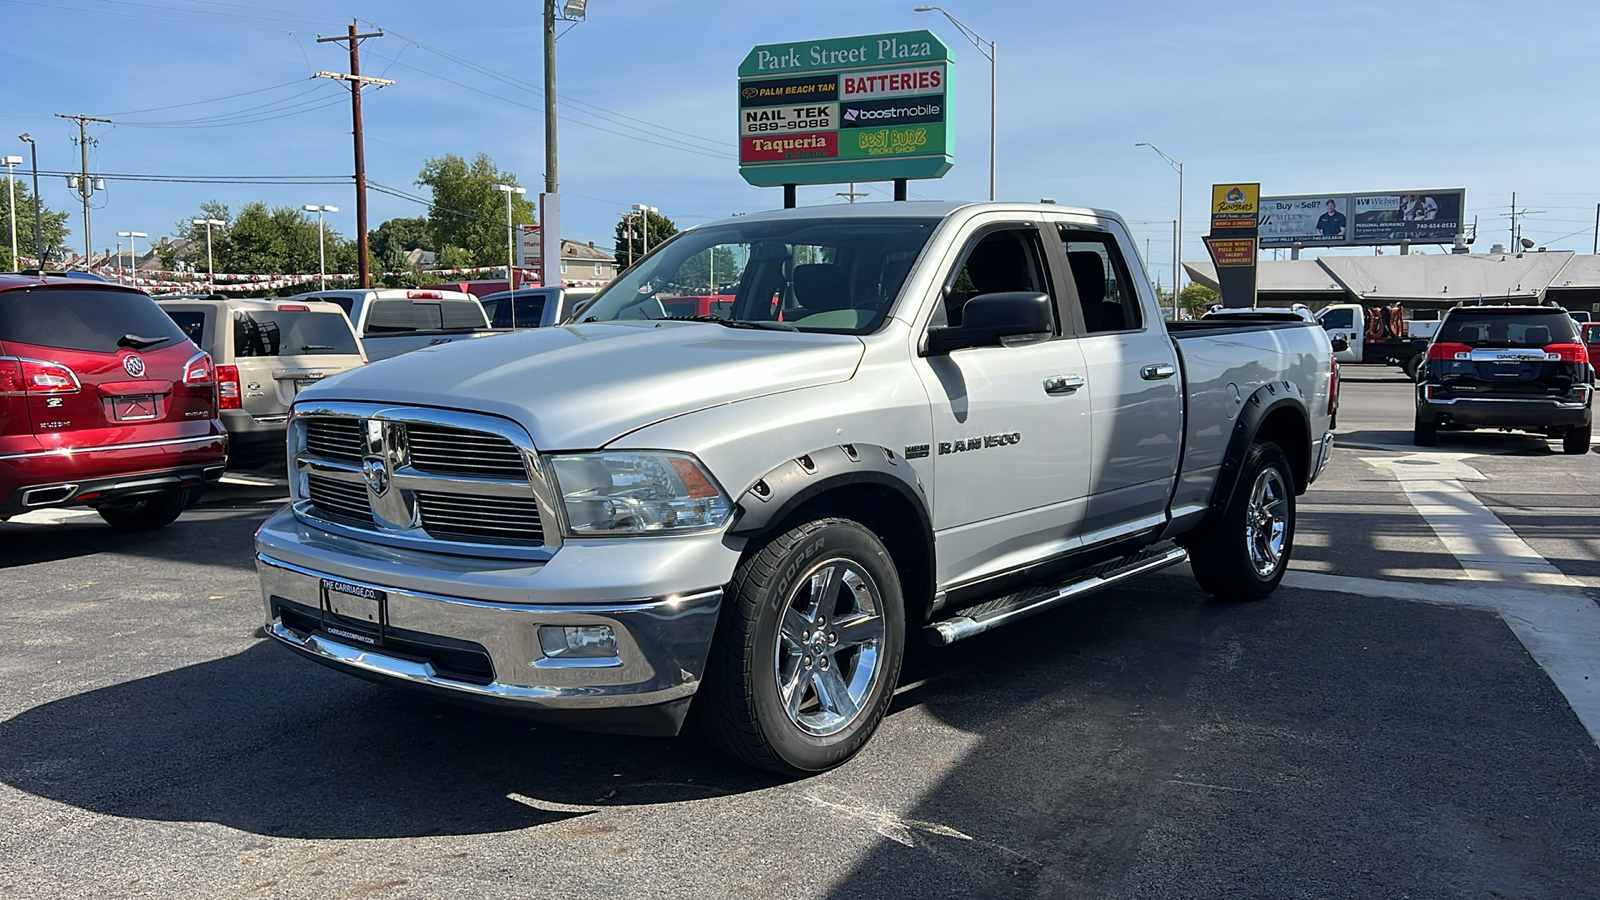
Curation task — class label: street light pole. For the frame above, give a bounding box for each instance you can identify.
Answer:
[302,205,338,290]
[17,135,41,267]
[633,204,658,258]
[494,184,527,291]
[116,230,146,288]
[915,6,995,201]
[192,218,224,292]
[2,156,20,272]
[1135,142,1183,319]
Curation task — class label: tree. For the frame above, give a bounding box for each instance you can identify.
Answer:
[612,209,677,269]
[0,179,71,270]
[162,200,354,293]
[1179,283,1220,318]
[676,246,740,292]
[163,200,232,272]
[415,154,535,268]
[369,216,431,262]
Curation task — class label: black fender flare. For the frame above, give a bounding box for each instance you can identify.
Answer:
[1206,381,1311,519]
[729,443,931,537]
[728,444,937,618]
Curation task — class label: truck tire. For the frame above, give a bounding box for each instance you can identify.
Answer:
[1413,412,1438,447]
[96,489,188,532]
[1563,423,1592,455]
[1403,354,1423,380]
[1187,441,1295,602]
[696,517,905,776]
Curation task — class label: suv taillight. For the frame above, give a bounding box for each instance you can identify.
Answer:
[0,356,81,394]
[183,351,215,384]
[217,364,241,410]
[1427,341,1472,361]
[1544,343,1589,363]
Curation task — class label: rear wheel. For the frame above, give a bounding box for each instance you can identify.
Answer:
[1403,354,1422,380]
[696,517,905,776]
[1413,412,1438,447]
[1187,441,1295,602]
[1563,423,1592,455]
[96,490,187,531]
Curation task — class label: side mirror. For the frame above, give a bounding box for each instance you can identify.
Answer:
[1330,337,1350,352]
[925,292,1054,355]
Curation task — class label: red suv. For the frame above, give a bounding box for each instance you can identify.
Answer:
[0,275,228,530]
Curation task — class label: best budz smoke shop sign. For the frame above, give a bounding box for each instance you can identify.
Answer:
[737,31,953,187]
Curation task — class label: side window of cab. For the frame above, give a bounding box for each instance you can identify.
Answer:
[931,226,1059,332]
[1059,228,1142,333]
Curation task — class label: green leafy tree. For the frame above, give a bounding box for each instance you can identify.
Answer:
[415,154,535,267]
[163,200,233,273]
[0,179,71,269]
[369,216,431,262]
[612,209,677,269]
[675,246,740,292]
[1179,283,1220,318]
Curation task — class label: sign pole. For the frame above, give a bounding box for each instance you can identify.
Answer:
[784,184,796,209]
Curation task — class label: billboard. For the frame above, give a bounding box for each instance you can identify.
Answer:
[1259,189,1465,248]
[737,31,953,188]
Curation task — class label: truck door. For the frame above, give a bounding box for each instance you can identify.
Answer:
[1317,304,1363,364]
[911,221,1093,589]
[1055,223,1182,545]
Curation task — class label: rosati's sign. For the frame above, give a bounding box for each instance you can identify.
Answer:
[1209,183,1260,308]
[1258,189,1466,248]
[737,30,952,188]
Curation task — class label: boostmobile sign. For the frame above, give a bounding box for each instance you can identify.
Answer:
[738,30,953,188]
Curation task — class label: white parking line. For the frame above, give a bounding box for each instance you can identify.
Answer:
[1288,451,1600,747]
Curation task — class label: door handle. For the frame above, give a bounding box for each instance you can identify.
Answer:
[1140,363,1176,380]
[1044,375,1085,395]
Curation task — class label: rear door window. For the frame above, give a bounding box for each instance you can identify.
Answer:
[1437,310,1578,347]
[1059,229,1142,333]
[0,288,188,353]
[234,311,361,356]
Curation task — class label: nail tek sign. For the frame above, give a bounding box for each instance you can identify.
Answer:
[738,31,954,188]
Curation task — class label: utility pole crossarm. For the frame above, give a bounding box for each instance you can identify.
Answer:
[312,72,395,87]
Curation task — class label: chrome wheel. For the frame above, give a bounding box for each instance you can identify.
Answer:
[773,557,886,737]
[1245,468,1289,577]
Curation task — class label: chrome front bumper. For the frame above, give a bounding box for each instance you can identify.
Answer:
[1311,431,1335,483]
[257,553,723,735]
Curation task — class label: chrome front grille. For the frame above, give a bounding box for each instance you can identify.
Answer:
[405,423,527,478]
[291,405,557,558]
[305,417,363,463]
[417,491,543,544]
[306,472,374,526]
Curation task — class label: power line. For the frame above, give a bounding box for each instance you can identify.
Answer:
[75,0,344,26]
[97,78,314,117]
[114,85,343,128]
[0,0,312,32]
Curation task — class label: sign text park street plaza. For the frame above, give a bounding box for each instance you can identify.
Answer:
[738,31,954,189]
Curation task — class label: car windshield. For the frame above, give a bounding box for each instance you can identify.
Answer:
[579,217,938,334]
[1437,309,1579,347]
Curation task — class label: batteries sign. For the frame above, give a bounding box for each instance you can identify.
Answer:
[737,31,953,188]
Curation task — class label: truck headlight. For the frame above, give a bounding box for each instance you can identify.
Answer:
[547,451,732,535]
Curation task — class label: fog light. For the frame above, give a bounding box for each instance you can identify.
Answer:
[539,625,618,659]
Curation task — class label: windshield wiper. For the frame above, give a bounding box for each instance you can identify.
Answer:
[118,334,171,349]
[664,315,797,331]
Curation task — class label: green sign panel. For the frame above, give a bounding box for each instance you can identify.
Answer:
[737,30,954,188]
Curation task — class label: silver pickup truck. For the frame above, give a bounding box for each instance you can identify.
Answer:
[288,288,496,362]
[256,202,1337,775]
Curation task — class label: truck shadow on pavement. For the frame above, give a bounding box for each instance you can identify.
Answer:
[0,641,780,839]
[0,492,282,571]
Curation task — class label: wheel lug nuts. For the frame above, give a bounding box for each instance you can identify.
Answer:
[820,658,829,669]
[828,632,837,643]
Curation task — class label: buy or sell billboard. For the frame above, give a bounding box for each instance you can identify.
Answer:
[737,31,953,187]
[1259,189,1465,248]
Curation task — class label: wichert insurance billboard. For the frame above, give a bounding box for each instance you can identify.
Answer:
[1258,189,1465,248]
[737,31,953,188]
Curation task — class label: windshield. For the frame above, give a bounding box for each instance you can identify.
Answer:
[0,287,189,353]
[579,217,938,334]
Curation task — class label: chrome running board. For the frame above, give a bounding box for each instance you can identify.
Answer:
[924,543,1189,646]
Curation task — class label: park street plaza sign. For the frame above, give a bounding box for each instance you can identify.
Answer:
[737,31,953,188]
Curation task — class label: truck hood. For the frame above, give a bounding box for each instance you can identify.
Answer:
[300,320,865,449]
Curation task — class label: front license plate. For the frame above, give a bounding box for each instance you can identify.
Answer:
[111,394,158,421]
[321,578,386,644]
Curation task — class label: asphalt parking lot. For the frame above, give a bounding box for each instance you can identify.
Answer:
[3,365,1600,899]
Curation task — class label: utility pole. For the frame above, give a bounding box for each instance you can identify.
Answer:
[316,22,388,289]
[55,114,110,265]
[2,155,20,272]
[835,182,869,204]
[18,134,41,266]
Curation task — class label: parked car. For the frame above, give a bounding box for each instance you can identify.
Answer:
[0,274,227,529]
[1415,303,1593,451]
[478,286,600,329]
[156,296,365,466]
[287,288,496,362]
[1583,322,1600,363]
[255,201,1336,774]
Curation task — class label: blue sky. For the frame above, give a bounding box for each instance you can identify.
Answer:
[3,0,1598,279]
